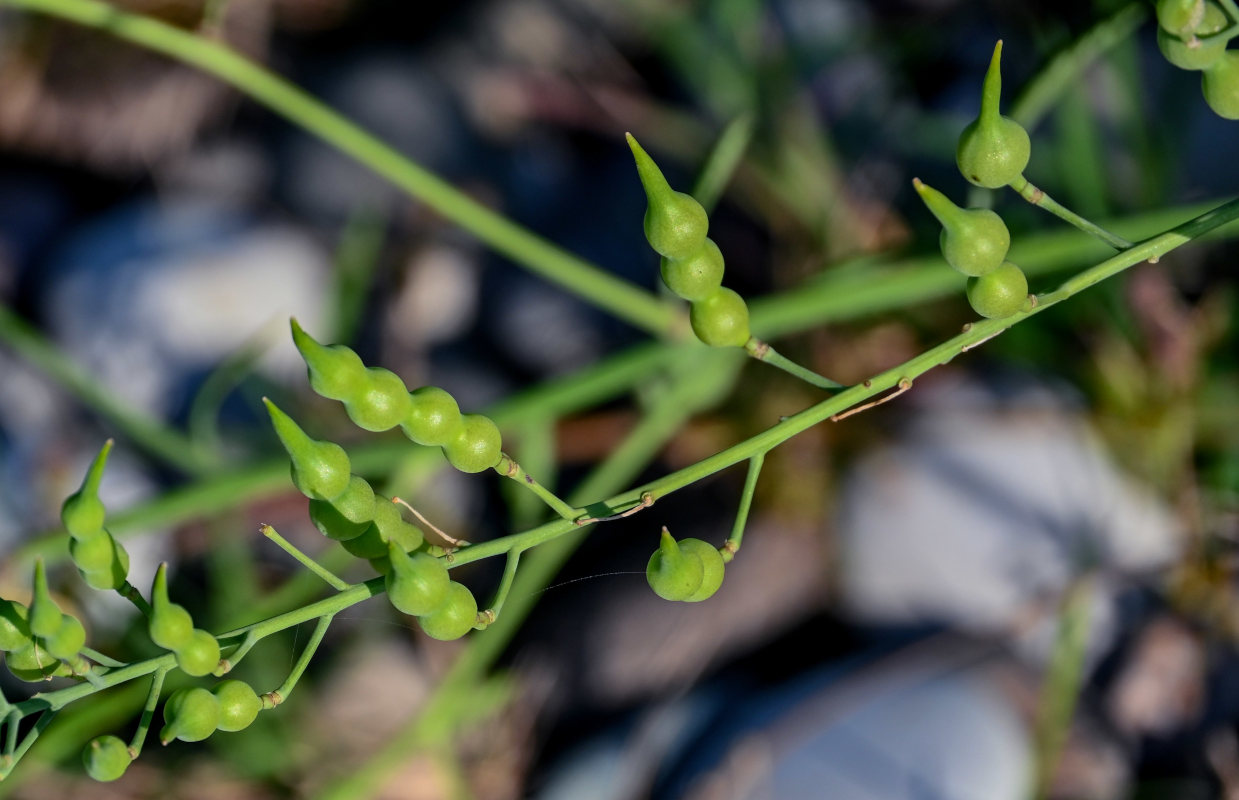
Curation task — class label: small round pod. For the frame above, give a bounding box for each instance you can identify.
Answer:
[61,440,113,539]
[660,238,725,301]
[28,560,64,639]
[289,318,367,401]
[690,287,751,348]
[43,613,87,661]
[402,386,464,446]
[443,415,503,474]
[966,262,1030,319]
[912,178,1010,276]
[5,642,68,681]
[345,367,413,432]
[1203,51,1239,120]
[82,735,133,782]
[1156,0,1206,35]
[160,686,220,744]
[149,563,194,651]
[417,582,478,641]
[626,133,709,260]
[175,629,221,677]
[1158,3,1229,71]
[956,41,1031,189]
[385,543,450,616]
[646,529,705,602]
[212,679,263,732]
[70,530,129,587]
[0,599,32,652]
[263,399,352,501]
[677,539,726,602]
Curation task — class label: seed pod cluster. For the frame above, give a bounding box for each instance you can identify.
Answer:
[148,563,220,677]
[645,528,726,602]
[626,134,752,348]
[158,679,264,747]
[956,41,1031,189]
[1,561,91,682]
[63,441,130,591]
[289,320,503,474]
[1154,0,1239,117]
[385,543,479,640]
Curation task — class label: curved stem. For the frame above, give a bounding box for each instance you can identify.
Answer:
[269,614,333,707]
[744,338,844,390]
[129,667,168,758]
[1010,175,1134,249]
[724,453,764,561]
[261,524,350,591]
[492,456,580,522]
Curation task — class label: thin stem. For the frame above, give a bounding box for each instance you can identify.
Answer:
[1220,0,1239,25]
[724,453,765,562]
[116,581,154,618]
[217,630,260,675]
[493,455,579,522]
[1010,175,1134,250]
[79,648,126,669]
[268,614,333,707]
[482,550,523,624]
[260,524,350,591]
[744,338,845,390]
[3,709,18,763]
[0,710,57,778]
[0,0,679,339]
[129,667,168,758]
[692,113,755,212]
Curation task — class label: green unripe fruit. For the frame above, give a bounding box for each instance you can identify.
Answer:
[690,287,751,348]
[966,261,1029,319]
[346,367,413,432]
[309,498,371,542]
[44,613,86,660]
[149,563,194,651]
[71,531,130,591]
[386,544,450,616]
[443,414,502,473]
[330,475,377,525]
[175,629,221,677]
[626,133,709,260]
[1203,51,1239,120]
[661,239,726,302]
[678,539,726,602]
[957,41,1031,189]
[290,318,366,401]
[0,600,32,652]
[369,498,424,552]
[340,524,390,560]
[264,398,352,501]
[61,440,113,539]
[646,529,705,601]
[402,386,464,446]
[1158,4,1229,71]
[417,582,478,641]
[1157,0,1206,35]
[82,735,132,782]
[28,560,63,639]
[5,643,67,681]
[161,686,220,744]
[212,679,263,732]
[912,178,1010,276]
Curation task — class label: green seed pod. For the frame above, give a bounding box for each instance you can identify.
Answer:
[385,543,450,616]
[911,178,1010,277]
[44,613,86,661]
[263,398,352,501]
[370,498,424,552]
[345,367,414,432]
[175,629,221,677]
[689,287,751,348]
[73,531,130,591]
[678,539,726,602]
[660,239,726,302]
[443,414,503,474]
[28,560,64,639]
[82,735,133,782]
[646,528,705,601]
[626,133,709,261]
[0,599,32,652]
[966,261,1029,319]
[1203,51,1239,120]
[402,386,464,446]
[61,440,112,539]
[160,686,221,744]
[956,41,1031,189]
[1158,3,1229,71]
[289,318,367,401]
[149,563,194,651]
[5,642,68,681]
[417,581,478,641]
[329,475,377,525]
[309,499,371,542]
[212,679,263,732]
[1157,0,1206,35]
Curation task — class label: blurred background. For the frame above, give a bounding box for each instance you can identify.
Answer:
[1,0,1238,797]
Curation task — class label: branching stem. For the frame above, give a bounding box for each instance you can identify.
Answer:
[744,338,844,390]
[1010,175,1134,250]
[723,454,765,562]
[269,614,333,707]
[493,455,580,521]
[129,667,168,758]
[260,524,349,592]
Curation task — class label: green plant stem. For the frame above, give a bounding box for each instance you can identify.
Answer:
[3,710,18,762]
[116,582,153,618]
[692,113,755,212]
[724,453,764,561]
[1221,0,1239,25]
[492,455,579,522]
[260,525,349,591]
[483,551,522,622]
[0,0,678,339]
[268,614,333,707]
[744,338,844,390]
[80,648,126,669]
[217,630,260,675]
[129,667,168,757]
[0,711,56,779]
[1010,175,1134,250]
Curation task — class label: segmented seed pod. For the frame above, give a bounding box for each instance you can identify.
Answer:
[175,629,221,677]
[912,178,1010,276]
[28,560,64,639]
[5,642,69,681]
[417,581,478,641]
[966,261,1029,319]
[43,613,86,661]
[626,133,709,260]
[385,543,450,616]
[369,498,424,552]
[290,318,367,401]
[70,529,130,591]
[678,539,726,602]
[646,528,705,601]
[690,287,751,348]
[1158,3,1229,71]
[443,414,503,474]
[956,41,1031,189]
[1202,51,1239,120]
[82,735,132,782]
[149,563,194,651]
[0,599,32,652]
[309,498,371,542]
[661,239,726,302]
[402,386,465,446]
[61,440,112,539]
[212,679,263,732]
[1157,0,1206,35]
[264,398,352,501]
[160,686,221,744]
